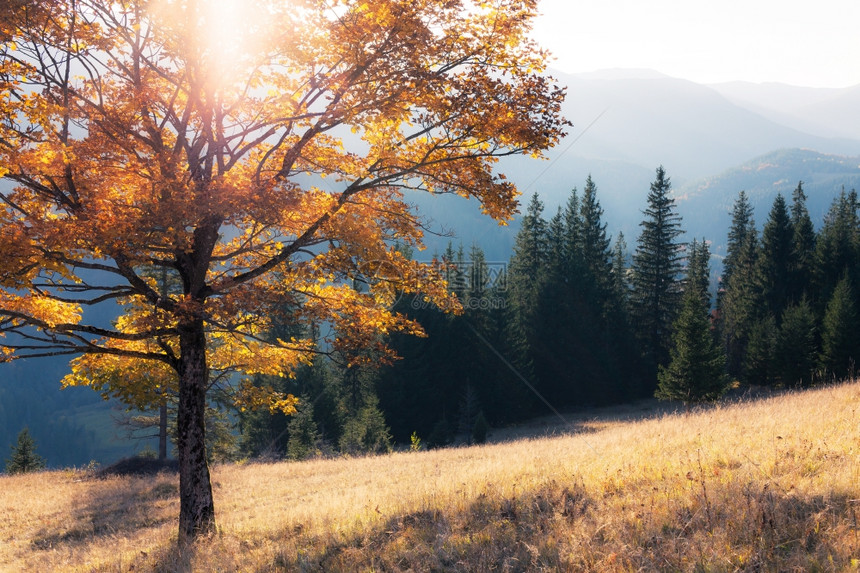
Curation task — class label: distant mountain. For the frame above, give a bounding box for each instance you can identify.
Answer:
[677,149,860,262]
[549,71,860,181]
[710,81,860,140]
[419,71,860,256]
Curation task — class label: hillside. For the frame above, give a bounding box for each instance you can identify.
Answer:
[677,149,860,261]
[2,381,858,571]
[550,71,860,180]
[4,70,860,469]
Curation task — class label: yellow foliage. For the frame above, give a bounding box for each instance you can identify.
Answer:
[0,293,82,328]
[0,0,566,536]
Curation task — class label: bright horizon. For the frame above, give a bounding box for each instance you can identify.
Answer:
[533,0,860,89]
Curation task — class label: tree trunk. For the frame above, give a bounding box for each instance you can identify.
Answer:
[176,318,216,543]
[158,399,168,462]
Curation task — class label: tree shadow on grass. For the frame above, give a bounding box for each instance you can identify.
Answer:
[28,469,179,555]
[257,480,860,572]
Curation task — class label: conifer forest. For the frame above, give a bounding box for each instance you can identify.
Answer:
[240,169,860,456]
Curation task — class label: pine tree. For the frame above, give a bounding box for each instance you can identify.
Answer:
[5,428,46,474]
[818,276,859,381]
[286,396,321,460]
[815,188,860,307]
[721,191,755,293]
[788,181,816,304]
[611,232,629,302]
[756,194,793,321]
[508,193,548,326]
[774,299,817,387]
[579,175,613,288]
[631,166,685,383]
[656,286,727,404]
[686,238,712,310]
[719,192,760,378]
[744,314,777,386]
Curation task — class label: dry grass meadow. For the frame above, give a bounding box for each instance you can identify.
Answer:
[1,381,859,572]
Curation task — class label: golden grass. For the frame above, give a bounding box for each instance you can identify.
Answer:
[2,382,859,572]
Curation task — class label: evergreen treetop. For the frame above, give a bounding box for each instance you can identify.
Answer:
[722,190,755,292]
[5,428,46,474]
[631,166,685,377]
[756,194,793,321]
[686,238,712,311]
[788,181,816,304]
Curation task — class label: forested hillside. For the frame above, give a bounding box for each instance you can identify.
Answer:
[4,68,860,469]
[236,168,860,459]
[3,164,859,468]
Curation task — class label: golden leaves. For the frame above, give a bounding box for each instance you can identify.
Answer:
[0,292,81,328]
[62,352,177,409]
[235,381,299,415]
[208,331,314,378]
[0,0,565,411]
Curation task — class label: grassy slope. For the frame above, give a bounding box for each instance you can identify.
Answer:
[1,382,859,572]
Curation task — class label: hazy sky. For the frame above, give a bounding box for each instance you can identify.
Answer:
[533,0,860,88]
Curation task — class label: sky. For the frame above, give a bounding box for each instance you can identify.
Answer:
[532,0,860,88]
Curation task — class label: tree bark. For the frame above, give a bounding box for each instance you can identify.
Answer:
[158,399,168,462]
[176,318,215,543]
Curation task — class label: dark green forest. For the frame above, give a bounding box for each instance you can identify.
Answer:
[234,168,860,459]
[4,168,860,467]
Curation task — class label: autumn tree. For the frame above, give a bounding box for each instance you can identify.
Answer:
[0,0,566,542]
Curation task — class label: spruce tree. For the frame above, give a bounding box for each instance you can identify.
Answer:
[508,193,548,327]
[721,191,755,293]
[631,166,685,384]
[788,181,816,304]
[611,232,629,302]
[546,207,567,281]
[815,188,860,308]
[563,188,582,274]
[339,395,392,455]
[656,285,727,404]
[286,396,321,460]
[5,428,46,474]
[577,177,631,403]
[818,276,859,381]
[686,238,712,310]
[756,194,793,322]
[579,175,613,288]
[774,298,817,387]
[533,203,580,404]
[464,243,490,316]
[719,192,759,378]
[744,315,777,386]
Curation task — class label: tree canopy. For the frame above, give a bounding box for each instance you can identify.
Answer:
[0,0,567,542]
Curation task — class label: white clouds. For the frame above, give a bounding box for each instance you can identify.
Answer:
[533,0,860,88]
